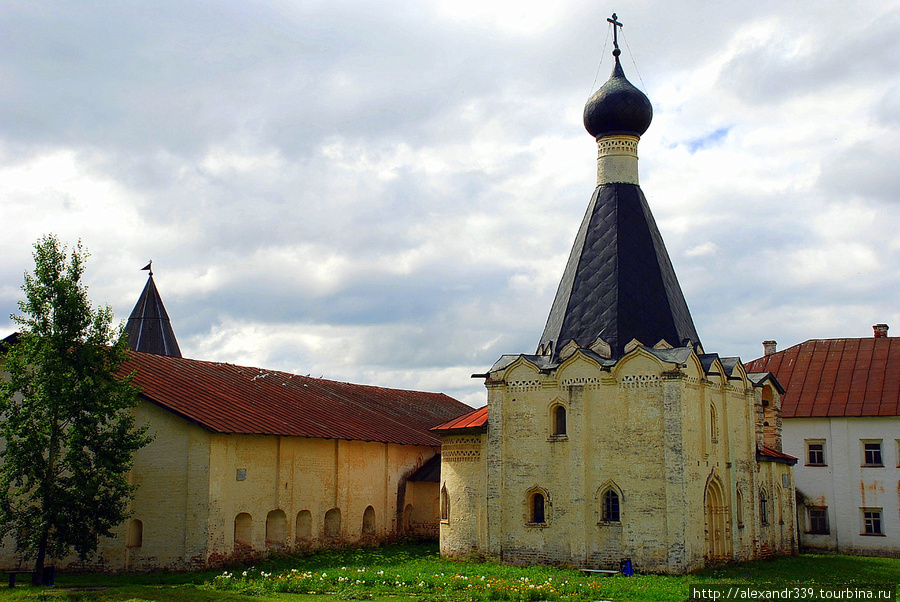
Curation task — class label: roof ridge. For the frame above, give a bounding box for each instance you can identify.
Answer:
[128,349,450,396]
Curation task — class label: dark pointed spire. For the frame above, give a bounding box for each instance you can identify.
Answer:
[535,14,700,361]
[123,269,181,358]
[536,183,700,360]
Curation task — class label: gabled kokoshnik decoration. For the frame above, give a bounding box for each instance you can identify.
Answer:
[123,265,182,358]
[536,16,700,361]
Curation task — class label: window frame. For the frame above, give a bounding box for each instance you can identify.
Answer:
[805,440,826,466]
[806,506,829,535]
[530,493,546,525]
[759,489,769,526]
[549,403,568,440]
[862,508,884,536]
[600,489,621,523]
[862,440,884,467]
[525,487,550,527]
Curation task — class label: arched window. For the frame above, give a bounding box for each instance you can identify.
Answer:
[266,509,287,547]
[735,488,744,528]
[440,485,450,521]
[531,493,545,524]
[234,513,253,548]
[602,490,620,522]
[296,510,312,541]
[402,504,414,531]
[709,404,718,443]
[760,489,769,525]
[324,508,342,539]
[553,405,567,436]
[126,519,143,548]
[362,506,376,536]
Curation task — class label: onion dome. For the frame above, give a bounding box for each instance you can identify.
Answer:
[583,55,653,139]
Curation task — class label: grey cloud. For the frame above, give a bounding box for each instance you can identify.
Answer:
[716,8,900,106]
[817,135,900,204]
[4,0,900,401]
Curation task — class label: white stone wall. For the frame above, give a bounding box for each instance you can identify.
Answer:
[784,416,900,556]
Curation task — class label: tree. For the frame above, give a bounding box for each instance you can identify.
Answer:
[0,235,150,584]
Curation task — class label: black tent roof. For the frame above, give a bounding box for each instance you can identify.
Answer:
[537,182,700,360]
[123,274,181,358]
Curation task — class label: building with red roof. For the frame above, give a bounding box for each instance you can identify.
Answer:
[745,325,900,556]
[0,272,472,571]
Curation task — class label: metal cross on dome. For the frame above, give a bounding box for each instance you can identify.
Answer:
[607,13,623,54]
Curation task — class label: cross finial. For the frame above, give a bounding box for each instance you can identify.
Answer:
[607,13,623,57]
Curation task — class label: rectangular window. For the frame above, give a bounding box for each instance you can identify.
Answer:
[806,441,826,466]
[807,507,828,534]
[862,509,883,535]
[863,441,883,467]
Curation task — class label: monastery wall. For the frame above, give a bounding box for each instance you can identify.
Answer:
[120,401,212,570]
[205,433,439,563]
[0,401,214,571]
[0,399,442,571]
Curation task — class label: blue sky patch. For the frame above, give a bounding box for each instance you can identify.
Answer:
[685,127,731,152]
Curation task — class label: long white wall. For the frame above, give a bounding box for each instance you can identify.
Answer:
[783,416,900,556]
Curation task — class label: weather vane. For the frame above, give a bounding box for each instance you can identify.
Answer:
[607,13,623,57]
[141,260,153,277]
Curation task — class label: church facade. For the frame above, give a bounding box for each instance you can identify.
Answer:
[435,24,797,573]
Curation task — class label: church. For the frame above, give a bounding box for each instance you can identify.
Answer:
[434,19,797,574]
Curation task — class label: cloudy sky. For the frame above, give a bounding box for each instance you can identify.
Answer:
[2,0,898,406]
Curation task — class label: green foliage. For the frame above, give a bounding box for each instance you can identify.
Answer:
[194,541,900,602]
[3,542,900,601]
[0,235,151,570]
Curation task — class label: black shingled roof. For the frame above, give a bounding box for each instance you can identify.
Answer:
[123,274,182,358]
[537,182,700,360]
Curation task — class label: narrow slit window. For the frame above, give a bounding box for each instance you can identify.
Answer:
[553,406,567,436]
[531,493,545,524]
[602,490,620,522]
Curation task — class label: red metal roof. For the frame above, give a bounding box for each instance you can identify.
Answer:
[758,445,798,462]
[123,350,473,446]
[431,405,488,432]
[744,337,900,418]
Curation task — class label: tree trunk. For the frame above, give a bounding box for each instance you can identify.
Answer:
[34,405,59,586]
[32,533,47,586]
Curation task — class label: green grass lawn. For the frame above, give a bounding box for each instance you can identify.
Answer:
[2,542,898,601]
